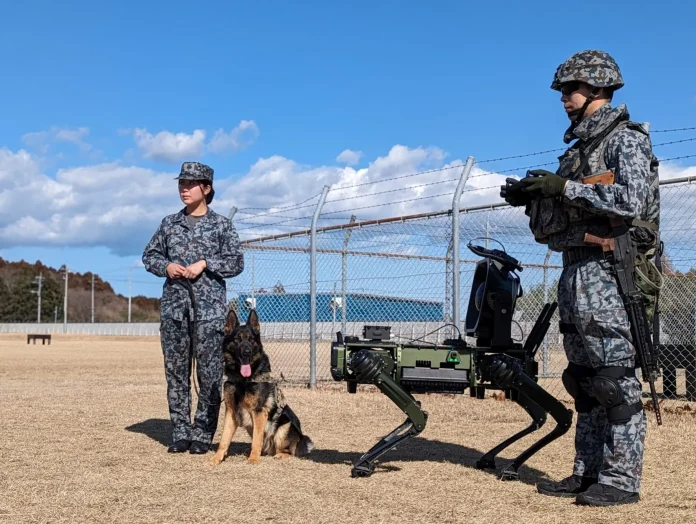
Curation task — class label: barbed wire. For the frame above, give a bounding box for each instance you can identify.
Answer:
[235,202,320,221]
[236,191,322,213]
[237,152,695,233]
[659,153,696,162]
[652,126,696,133]
[653,137,696,148]
[330,128,696,189]
[234,129,696,222]
[237,219,315,232]
[321,191,466,216]
[324,177,458,204]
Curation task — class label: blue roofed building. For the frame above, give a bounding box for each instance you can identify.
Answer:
[232,292,443,322]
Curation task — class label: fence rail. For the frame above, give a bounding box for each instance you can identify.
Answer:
[0,322,162,336]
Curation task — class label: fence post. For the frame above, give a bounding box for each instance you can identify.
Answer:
[542,249,552,376]
[310,185,330,389]
[451,157,475,337]
[342,215,356,336]
[445,239,453,335]
[61,265,69,334]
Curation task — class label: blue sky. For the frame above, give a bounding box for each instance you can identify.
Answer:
[1,0,695,304]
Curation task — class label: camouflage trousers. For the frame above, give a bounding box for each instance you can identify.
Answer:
[160,315,224,444]
[558,255,647,494]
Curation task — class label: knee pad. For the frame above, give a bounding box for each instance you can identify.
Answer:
[562,364,598,413]
[592,367,643,424]
[591,375,623,408]
[562,368,580,399]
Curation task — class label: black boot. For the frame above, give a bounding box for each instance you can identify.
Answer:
[576,483,639,506]
[537,475,597,498]
[189,441,210,454]
[167,439,191,453]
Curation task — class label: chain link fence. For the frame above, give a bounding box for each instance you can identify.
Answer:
[234,173,696,411]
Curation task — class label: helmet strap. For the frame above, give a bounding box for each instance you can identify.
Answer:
[568,86,601,127]
[571,87,601,127]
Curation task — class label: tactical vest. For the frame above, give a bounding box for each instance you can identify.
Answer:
[529,117,659,244]
[528,116,663,328]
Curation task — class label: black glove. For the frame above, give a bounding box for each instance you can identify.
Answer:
[500,177,533,207]
[517,169,567,198]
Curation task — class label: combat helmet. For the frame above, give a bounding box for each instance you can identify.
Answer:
[551,49,624,91]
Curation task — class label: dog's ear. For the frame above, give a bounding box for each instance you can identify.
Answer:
[224,308,239,335]
[247,308,261,336]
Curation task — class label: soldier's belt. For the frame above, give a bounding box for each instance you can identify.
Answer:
[562,246,604,266]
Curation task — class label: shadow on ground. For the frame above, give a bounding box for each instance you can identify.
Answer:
[125,418,172,447]
[124,419,552,485]
[305,436,553,485]
[125,418,252,456]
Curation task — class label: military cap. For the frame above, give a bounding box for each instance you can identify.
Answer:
[175,161,214,183]
[551,50,624,91]
[175,161,215,204]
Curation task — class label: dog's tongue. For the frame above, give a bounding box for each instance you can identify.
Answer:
[241,364,252,378]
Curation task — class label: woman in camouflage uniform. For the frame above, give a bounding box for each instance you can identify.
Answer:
[143,161,244,454]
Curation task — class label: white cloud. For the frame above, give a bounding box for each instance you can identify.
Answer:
[22,126,92,155]
[336,149,363,166]
[129,120,260,162]
[207,120,259,154]
[0,147,181,256]
[132,128,206,163]
[657,158,696,181]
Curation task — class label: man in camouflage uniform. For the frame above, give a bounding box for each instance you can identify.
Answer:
[501,50,660,506]
[143,162,245,454]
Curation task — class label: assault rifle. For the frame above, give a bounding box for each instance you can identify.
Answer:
[584,218,663,425]
[331,240,573,479]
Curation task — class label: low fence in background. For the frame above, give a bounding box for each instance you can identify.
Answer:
[0,322,161,336]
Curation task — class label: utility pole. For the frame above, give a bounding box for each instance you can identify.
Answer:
[128,268,132,323]
[91,273,95,323]
[62,265,69,333]
[54,306,57,323]
[31,272,43,323]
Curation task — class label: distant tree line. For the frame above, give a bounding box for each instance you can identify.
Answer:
[0,257,160,323]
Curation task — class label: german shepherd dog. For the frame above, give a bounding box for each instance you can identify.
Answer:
[210,308,313,465]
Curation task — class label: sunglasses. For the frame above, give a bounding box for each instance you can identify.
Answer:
[560,82,581,96]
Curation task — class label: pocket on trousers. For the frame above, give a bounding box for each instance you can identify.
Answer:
[579,307,633,366]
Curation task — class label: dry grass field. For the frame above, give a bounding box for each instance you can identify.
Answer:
[1,333,695,524]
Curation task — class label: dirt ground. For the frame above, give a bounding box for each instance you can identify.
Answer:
[1,334,695,524]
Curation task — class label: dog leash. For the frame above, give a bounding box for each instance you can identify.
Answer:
[169,277,200,397]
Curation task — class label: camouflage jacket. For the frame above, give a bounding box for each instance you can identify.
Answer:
[526,103,660,251]
[142,207,244,321]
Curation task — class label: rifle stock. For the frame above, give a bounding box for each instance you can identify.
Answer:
[584,233,615,251]
[582,171,615,185]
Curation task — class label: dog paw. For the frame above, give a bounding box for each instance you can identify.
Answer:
[209,455,224,466]
[273,453,291,460]
[247,456,261,465]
